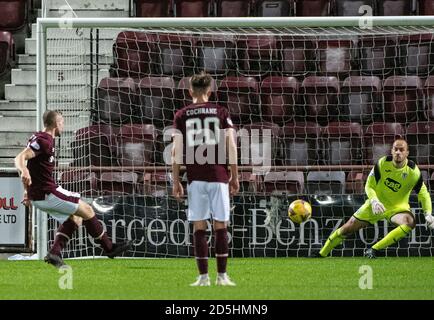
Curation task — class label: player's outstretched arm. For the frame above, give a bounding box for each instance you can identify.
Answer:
[365,161,385,214]
[14,147,35,188]
[414,176,434,229]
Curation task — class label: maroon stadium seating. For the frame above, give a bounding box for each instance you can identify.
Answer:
[0,31,14,76]
[238,172,261,193]
[383,76,423,123]
[398,34,434,77]
[176,76,217,107]
[301,76,339,125]
[138,76,176,125]
[306,171,346,195]
[116,124,157,167]
[237,34,277,77]
[0,0,28,31]
[341,76,382,124]
[215,0,253,16]
[418,0,434,15]
[377,0,412,15]
[196,34,236,77]
[281,121,322,165]
[154,34,196,77]
[255,0,292,17]
[60,171,98,197]
[260,76,299,124]
[278,37,314,76]
[323,122,364,165]
[364,122,405,164]
[334,0,376,16]
[424,76,434,121]
[263,171,304,195]
[316,39,353,77]
[134,0,171,17]
[96,77,137,124]
[294,0,330,16]
[346,171,368,194]
[358,36,396,76]
[138,170,172,196]
[72,124,119,167]
[173,0,211,17]
[406,121,434,165]
[113,31,156,78]
[99,171,139,195]
[218,76,259,124]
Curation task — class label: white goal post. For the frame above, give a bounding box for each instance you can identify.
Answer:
[36,16,434,260]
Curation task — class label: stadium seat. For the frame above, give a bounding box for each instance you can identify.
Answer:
[294,0,330,16]
[364,122,405,164]
[237,34,277,77]
[138,170,171,196]
[99,172,138,195]
[281,121,322,165]
[60,171,98,197]
[316,39,354,77]
[345,171,367,194]
[72,124,119,167]
[430,172,434,191]
[255,0,292,17]
[112,31,156,78]
[215,0,253,16]
[240,122,281,166]
[306,171,346,195]
[238,172,261,193]
[323,122,364,165]
[176,76,217,108]
[278,37,314,76]
[218,76,259,124]
[134,0,171,17]
[406,122,434,165]
[137,77,176,125]
[424,76,434,121]
[116,124,157,167]
[418,0,434,15]
[0,0,28,31]
[383,76,424,123]
[263,171,304,195]
[260,76,300,124]
[397,34,434,77]
[96,77,137,124]
[196,34,236,77]
[154,34,196,77]
[334,0,376,16]
[173,0,211,16]
[377,0,412,15]
[300,76,339,125]
[0,31,14,76]
[358,36,396,76]
[341,76,382,124]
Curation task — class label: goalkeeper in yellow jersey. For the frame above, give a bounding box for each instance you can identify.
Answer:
[318,138,434,258]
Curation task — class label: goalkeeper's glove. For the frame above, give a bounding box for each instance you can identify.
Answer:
[370,198,386,215]
[425,214,434,230]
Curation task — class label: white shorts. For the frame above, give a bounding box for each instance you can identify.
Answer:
[187,181,230,222]
[32,186,80,223]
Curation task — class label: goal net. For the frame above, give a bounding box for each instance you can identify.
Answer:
[38,17,434,259]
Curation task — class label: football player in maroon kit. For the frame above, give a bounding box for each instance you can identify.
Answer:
[15,110,131,268]
[172,72,239,286]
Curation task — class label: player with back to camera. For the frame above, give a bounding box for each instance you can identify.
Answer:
[171,72,240,286]
[14,110,132,268]
[316,138,434,258]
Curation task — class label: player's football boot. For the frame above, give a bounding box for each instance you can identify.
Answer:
[215,274,236,286]
[190,275,211,287]
[308,250,326,258]
[106,240,133,259]
[364,248,378,259]
[44,253,66,268]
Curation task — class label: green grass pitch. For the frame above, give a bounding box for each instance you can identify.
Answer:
[0,257,433,300]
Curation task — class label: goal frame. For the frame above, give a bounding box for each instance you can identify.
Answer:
[36,16,434,259]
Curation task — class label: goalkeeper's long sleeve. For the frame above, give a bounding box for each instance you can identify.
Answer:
[415,180,432,216]
[365,164,380,201]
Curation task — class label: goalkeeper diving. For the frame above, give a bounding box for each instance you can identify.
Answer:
[317,138,434,258]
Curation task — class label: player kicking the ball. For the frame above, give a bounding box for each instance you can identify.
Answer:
[171,72,239,286]
[318,138,434,258]
[15,110,132,268]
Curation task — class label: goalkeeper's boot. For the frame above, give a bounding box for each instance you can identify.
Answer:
[216,273,236,286]
[44,253,66,269]
[309,250,326,258]
[190,275,211,287]
[106,240,133,259]
[364,248,378,259]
